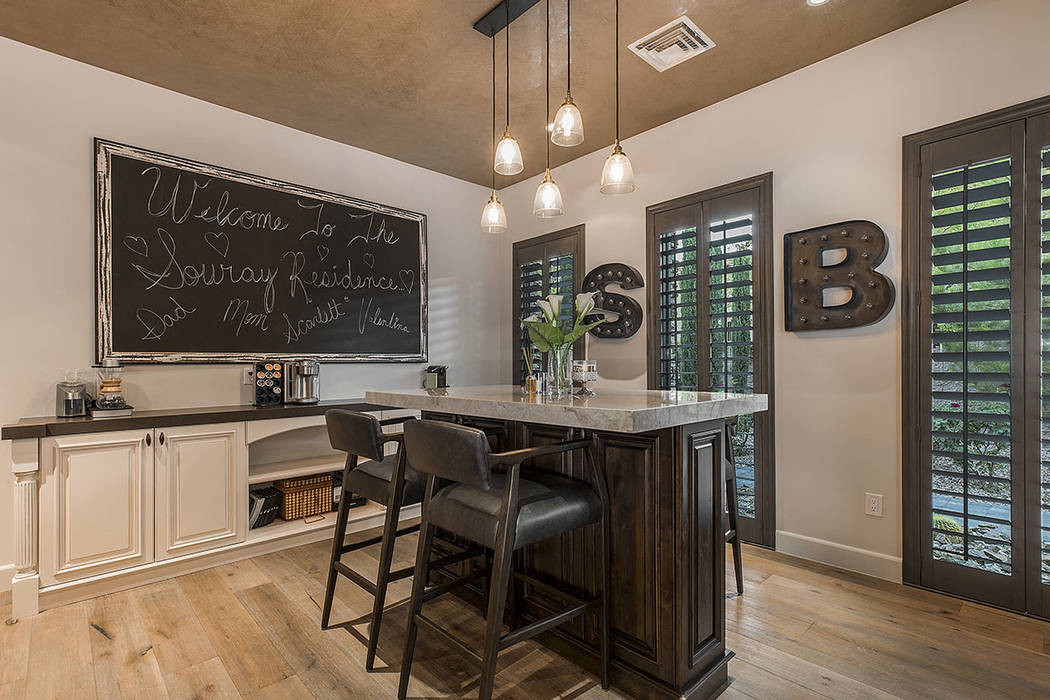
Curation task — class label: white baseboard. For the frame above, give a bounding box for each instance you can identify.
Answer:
[0,563,13,593]
[776,530,902,583]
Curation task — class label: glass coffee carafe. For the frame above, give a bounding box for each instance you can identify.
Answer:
[96,358,127,409]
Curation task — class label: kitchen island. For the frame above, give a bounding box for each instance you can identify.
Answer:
[366,385,768,700]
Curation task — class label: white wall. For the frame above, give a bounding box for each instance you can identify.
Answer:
[499,0,1048,580]
[0,38,499,587]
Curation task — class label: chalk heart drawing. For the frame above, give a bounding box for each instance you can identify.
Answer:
[362,252,376,269]
[204,231,230,258]
[399,268,415,294]
[317,244,330,261]
[122,235,149,258]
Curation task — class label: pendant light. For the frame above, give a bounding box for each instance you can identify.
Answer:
[533,0,564,217]
[481,33,508,234]
[550,0,584,147]
[600,0,635,195]
[493,2,524,176]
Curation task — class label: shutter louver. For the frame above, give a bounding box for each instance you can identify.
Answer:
[929,154,1014,576]
[657,227,699,391]
[519,259,543,380]
[709,216,756,518]
[1040,145,1050,584]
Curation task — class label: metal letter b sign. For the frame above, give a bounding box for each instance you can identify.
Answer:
[783,220,894,331]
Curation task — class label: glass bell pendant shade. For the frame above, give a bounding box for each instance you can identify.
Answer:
[600,141,636,195]
[551,95,584,147]
[494,128,524,176]
[480,190,508,234]
[533,170,564,218]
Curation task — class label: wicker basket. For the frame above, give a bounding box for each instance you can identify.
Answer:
[275,473,332,520]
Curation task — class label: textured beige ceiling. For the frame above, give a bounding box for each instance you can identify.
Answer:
[0,0,965,187]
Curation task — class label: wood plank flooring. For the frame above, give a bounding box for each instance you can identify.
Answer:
[3,536,1050,699]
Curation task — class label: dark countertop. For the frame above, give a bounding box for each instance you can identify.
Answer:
[1,399,390,440]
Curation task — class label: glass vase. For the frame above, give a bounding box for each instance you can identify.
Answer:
[546,344,574,398]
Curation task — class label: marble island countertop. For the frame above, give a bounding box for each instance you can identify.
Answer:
[365,385,768,434]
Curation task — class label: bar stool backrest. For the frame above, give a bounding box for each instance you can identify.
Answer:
[404,419,493,489]
[326,409,386,462]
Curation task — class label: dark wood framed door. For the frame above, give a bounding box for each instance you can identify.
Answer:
[1025,112,1050,619]
[512,226,585,385]
[903,95,1050,618]
[645,173,775,548]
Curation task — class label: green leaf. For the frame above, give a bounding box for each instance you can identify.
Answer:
[564,320,606,344]
[524,321,565,351]
[526,326,551,352]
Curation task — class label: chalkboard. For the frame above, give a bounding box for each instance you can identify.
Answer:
[95,139,427,363]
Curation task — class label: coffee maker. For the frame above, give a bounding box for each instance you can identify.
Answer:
[283,360,320,404]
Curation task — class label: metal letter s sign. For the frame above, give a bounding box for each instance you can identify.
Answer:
[582,263,644,338]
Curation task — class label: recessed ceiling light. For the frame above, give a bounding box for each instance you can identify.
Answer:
[807,0,830,5]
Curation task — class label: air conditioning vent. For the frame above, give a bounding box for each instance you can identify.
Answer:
[629,16,715,72]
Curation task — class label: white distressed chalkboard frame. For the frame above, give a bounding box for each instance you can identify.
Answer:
[95,139,428,364]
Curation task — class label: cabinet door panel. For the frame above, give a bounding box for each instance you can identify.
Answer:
[40,429,154,585]
[156,422,246,560]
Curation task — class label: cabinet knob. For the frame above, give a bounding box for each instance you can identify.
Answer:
[145,433,152,447]
[159,432,165,446]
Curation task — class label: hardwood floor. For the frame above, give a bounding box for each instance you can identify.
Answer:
[3,536,1050,699]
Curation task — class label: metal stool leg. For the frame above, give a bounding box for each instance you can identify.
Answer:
[478,517,517,700]
[725,421,743,597]
[366,450,408,670]
[322,455,357,629]
[398,477,438,700]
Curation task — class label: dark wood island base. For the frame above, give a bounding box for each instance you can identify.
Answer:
[425,413,732,700]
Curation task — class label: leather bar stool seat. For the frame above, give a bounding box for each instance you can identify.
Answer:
[348,454,426,506]
[428,471,600,550]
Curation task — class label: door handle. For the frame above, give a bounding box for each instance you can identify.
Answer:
[145,432,152,447]
[159,432,165,446]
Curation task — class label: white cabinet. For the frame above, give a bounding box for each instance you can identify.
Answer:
[39,429,155,586]
[155,422,246,560]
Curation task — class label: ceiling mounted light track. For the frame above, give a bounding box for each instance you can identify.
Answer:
[481,31,508,234]
[600,0,635,195]
[551,0,584,147]
[493,1,524,176]
[533,0,564,217]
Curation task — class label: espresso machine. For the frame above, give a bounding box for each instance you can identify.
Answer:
[283,360,320,404]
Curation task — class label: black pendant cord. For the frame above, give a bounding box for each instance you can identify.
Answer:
[614,0,620,143]
[492,34,497,192]
[545,0,550,169]
[566,0,571,95]
[505,1,511,131]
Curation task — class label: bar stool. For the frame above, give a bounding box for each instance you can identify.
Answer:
[397,419,611,700]
[321,410,483,671]
[724,417,743,596]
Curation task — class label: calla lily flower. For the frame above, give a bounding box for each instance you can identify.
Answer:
[575,291,598,316]
[536,299,555,322]
[546,294,563,320]
[520,313,540,329]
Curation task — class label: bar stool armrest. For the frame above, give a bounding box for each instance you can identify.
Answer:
[487,439,591,467]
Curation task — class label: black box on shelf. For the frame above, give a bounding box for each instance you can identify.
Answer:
[248,486,282,529]
[331,470,366,511]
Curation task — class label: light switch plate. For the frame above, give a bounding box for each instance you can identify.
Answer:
[243,366,255,385]
[865,492,884,518]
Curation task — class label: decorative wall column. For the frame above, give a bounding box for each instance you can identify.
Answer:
[10,439,40,618]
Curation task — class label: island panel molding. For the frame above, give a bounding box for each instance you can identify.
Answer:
[95,139,428,363]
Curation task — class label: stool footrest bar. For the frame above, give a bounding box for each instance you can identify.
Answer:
[499,600,595,651]
[415,614,484,666]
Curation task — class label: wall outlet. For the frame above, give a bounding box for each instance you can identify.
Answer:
[243,366,255,386]
[865,492,884,518]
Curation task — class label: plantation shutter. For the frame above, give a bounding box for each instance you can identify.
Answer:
[705,192,758,519]
[648,178,774,545]
[918,121,1026,609]
[512,227,584,385]
[1040,142,1050,588]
